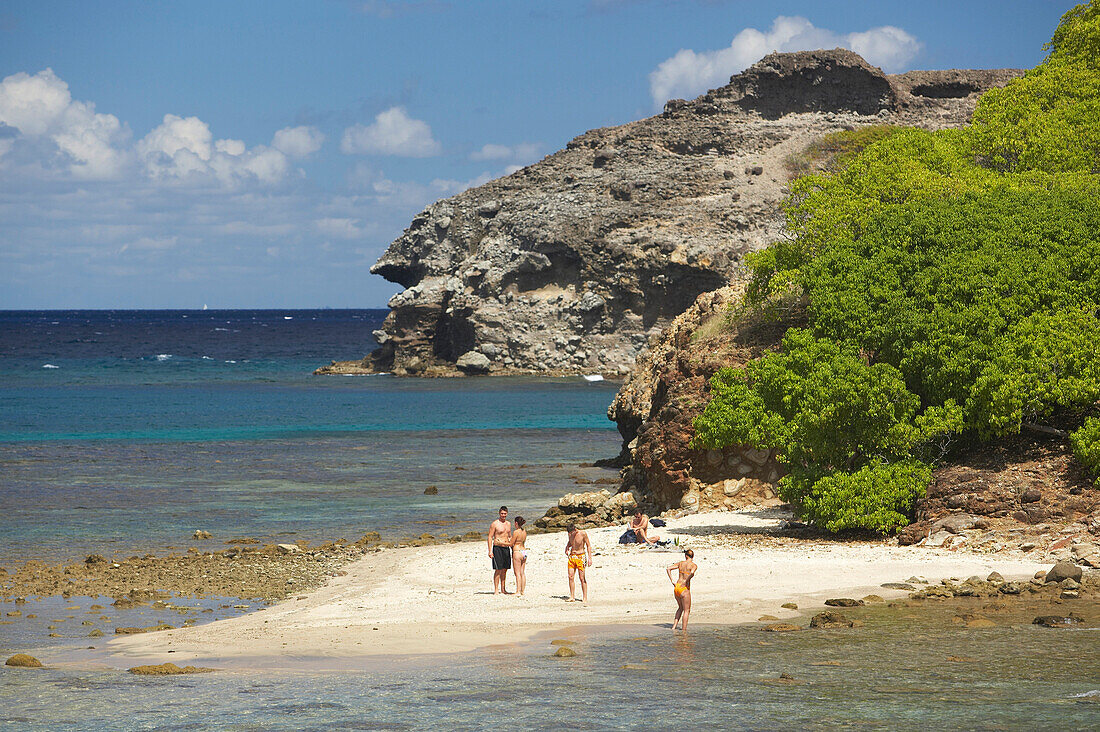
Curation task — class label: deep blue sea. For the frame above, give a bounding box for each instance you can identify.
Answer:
[0,309,621,563]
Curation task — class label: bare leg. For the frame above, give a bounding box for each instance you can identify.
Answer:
[513,555,526,596]
[681,590,691,630]
[494,568,509,594]
[567,565,576,601]
[578,568,588,604]
[673,592,684,629]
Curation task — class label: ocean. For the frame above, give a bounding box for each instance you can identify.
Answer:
[2,310,1097,730]
[0,309,622,564]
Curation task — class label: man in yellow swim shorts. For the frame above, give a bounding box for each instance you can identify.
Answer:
[564,523,592,604]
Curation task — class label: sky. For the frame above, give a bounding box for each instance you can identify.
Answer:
[0,0,1070,309]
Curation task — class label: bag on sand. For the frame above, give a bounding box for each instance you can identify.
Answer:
[650,518,667,528]
[619,529,638,544]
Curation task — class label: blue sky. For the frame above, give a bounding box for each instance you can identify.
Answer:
[0,0,1069,308]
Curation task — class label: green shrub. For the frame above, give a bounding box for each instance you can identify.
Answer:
[697,3,1100,533]
[789,461,932,534]
[1070,417,1100,487]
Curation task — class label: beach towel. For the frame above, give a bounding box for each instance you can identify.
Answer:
[650,518,666,528]
[619,529,638,544]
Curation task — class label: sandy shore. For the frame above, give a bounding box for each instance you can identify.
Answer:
[107,507,1047,668]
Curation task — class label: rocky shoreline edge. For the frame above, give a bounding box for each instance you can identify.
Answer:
[2,504,1097,658]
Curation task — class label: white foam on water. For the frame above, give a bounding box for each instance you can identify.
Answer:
[42,363,59,369]
[1072,690,1100,698]
[155,354,172,361]
[284,316,293,320]
[202,356,213,360]
[583,374,604,382]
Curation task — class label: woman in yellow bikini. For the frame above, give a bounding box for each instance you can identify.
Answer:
[511,516,528,597]
[666,549,696,630]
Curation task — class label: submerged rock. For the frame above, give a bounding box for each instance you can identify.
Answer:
[762,623,802,632]
[5,653,43,668]
[552,646,578,658]
[809,611,854,629]
[1032,614,1084,628]
[128,663,216,675]
[825,598,863,607]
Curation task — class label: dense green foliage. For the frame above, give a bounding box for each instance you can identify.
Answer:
[695,3,1100,532]
[1071,418,1100,488]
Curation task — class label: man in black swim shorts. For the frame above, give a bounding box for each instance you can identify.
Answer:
[487,505,513,594]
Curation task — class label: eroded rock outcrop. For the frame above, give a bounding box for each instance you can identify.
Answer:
[325,50,1020,377]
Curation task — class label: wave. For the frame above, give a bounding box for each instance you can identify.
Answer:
[154,354,172,361]
[42,364,59,369]
[1072,690,1100,698]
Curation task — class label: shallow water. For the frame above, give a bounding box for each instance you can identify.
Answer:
[3,608,1098,730]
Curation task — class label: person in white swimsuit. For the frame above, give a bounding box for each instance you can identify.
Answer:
[511,516,528,596]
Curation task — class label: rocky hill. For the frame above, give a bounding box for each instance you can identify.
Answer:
[318,50,1020,377]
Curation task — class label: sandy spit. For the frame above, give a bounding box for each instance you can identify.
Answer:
[107,508,1045,669]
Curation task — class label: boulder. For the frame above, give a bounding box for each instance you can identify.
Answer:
[1044,561,1083,584]
[5,653,43,668]
[604,490,639,517]
[84,554,107,565]
[552,646,577,658]
[423,486,439,495]
[897,523,928,546]
[276,543,300,555]
[931,514,983,534]
[559,490,612,512]
[455,351,491,374]
[781,602,798,610]
[986,572,1005,584]
[824,598,863,607]
[810,611,854,629]
[192,530,212,540]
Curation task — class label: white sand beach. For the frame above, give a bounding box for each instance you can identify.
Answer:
[108,507,1046,668]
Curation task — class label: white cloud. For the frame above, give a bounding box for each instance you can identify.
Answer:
[469,141,541,163]
[649,16,922,108]
[272,125,324,157]
[137,113,290,185]
[341,106,441,157]
[0,69,130,178]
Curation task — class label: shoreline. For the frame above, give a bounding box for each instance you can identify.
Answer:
[100,507,1053,670]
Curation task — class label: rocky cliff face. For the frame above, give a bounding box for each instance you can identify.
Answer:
[325,50,1021,377]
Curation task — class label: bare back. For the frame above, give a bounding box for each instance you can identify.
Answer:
[512,528,527,550]
[675,559,697,587]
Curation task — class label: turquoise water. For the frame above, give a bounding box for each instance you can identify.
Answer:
[0,310,621,563]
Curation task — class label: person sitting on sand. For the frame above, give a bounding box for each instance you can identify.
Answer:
[511,516,528,597]
[667,549,697,631]
[564,523,592,604]
[629,509,660,545]
[487,505,512,594]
